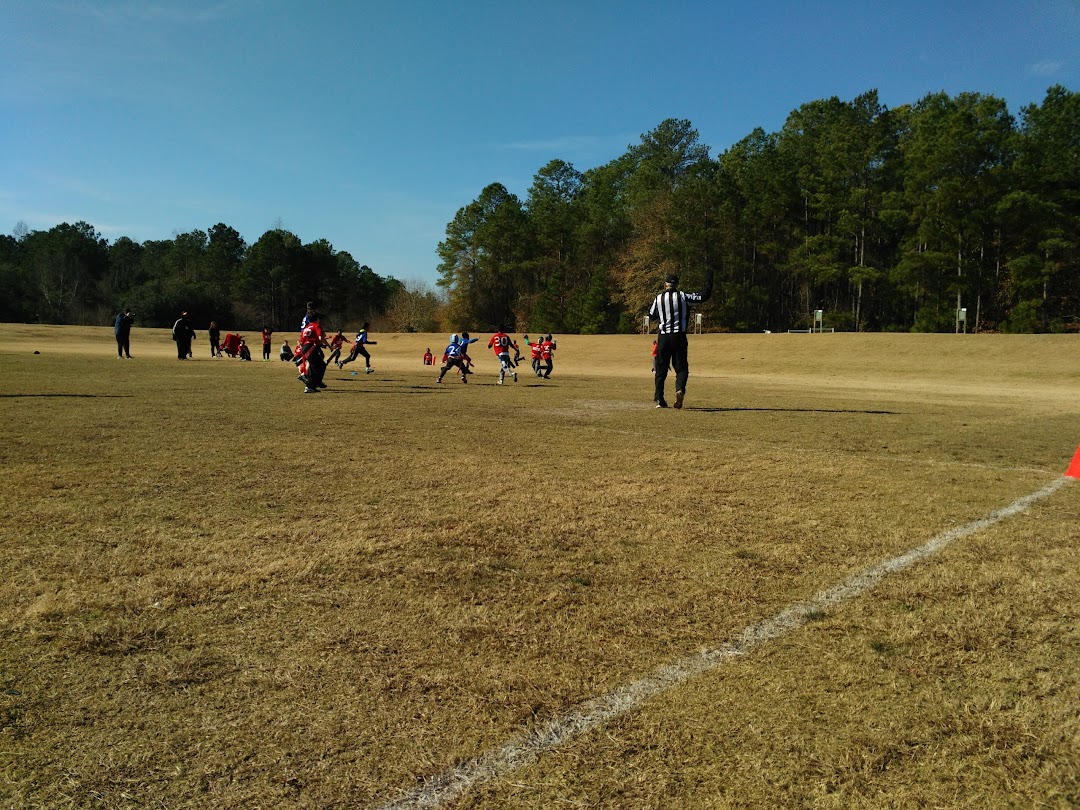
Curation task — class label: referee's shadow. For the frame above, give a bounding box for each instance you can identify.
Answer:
[686,406,900,415]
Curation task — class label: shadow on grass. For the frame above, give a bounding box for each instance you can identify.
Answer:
[687,406,900,415]
[333,377,408,383]
[316,386,446,394]
[328,378,549,390]
[0,393,134,399]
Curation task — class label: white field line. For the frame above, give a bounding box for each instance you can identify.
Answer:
[376,476,1072,810]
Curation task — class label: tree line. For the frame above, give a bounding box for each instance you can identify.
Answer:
[0,222,415,332]
[438,85,1078,333]
[2,86,1075,335]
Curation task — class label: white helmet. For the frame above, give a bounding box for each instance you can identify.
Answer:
[449,334,459,345]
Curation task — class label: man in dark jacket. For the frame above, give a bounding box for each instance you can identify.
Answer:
[113,308,134,359]
[172,311,197,360]
[208,320,221,357]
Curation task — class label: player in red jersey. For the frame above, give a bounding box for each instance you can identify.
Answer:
[326,330,350,367]
[297,312,328,393]
[539,334,556,379]
[525,333,543,376]
[487,325,518,384]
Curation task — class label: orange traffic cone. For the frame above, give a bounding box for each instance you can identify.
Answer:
[1066,445,1080,479]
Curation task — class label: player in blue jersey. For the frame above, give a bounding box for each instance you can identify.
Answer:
[338,322,377,372]
[436,334,469,384]
[458,330,479,378]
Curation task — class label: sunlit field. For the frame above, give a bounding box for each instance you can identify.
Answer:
[1,324,1078,809]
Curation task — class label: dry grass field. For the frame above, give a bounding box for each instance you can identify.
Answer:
[1,324,1078,809]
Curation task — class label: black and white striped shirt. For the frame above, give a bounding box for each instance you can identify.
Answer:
[649,290,706,334]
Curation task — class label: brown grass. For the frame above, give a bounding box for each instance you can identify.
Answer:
[0,325,1077,808]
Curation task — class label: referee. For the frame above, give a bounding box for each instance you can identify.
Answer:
[648,272,712,409]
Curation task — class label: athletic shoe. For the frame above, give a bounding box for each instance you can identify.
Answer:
[317,382,327,388]
[461,376,468,384]
[366,367,374,374]
[655,400,668,408]
[436,377,443,384]
[304,387,318,394]
[674,390,684,410]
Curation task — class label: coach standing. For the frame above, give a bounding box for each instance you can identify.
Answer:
[172,311,197,360]
[648,271,712,409]
[113,308,134,359]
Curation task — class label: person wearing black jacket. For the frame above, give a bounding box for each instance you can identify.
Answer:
[648,271,712,409]
[208,321,221,357]
[172,311,197,360]
[113,308,134,359]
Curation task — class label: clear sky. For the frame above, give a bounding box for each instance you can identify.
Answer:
[3,0,1078,287]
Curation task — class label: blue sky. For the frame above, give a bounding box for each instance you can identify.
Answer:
[3,1,1078,287]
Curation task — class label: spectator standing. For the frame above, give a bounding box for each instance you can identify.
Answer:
[208,321,221,357]
[113,308,134,359]
[172,311,197,360]
[261,326,273,361]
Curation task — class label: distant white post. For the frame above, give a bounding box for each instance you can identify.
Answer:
[814,309,824,333]
[956,307,967,334]
[642,315,651,335]
[694,312,703,334]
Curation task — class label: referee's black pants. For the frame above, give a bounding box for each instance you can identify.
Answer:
[654,332,688,404]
